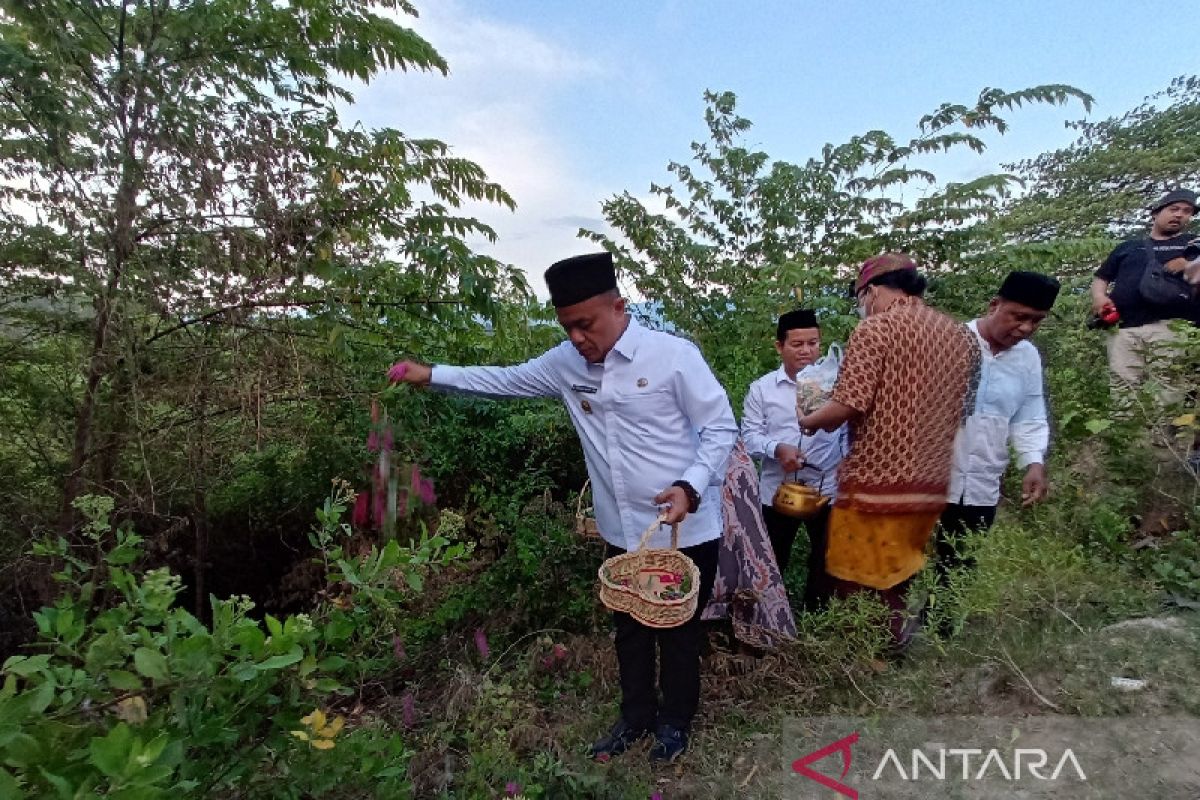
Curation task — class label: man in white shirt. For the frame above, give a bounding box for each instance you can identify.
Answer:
[741,309,847,608]
[939,271,1058,574]
[388,252,737,765]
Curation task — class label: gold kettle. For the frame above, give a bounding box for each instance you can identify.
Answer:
[772,481,830,519]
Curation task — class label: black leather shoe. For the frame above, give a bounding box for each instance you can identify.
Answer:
[648,723,689,764]
[588,719,649,762]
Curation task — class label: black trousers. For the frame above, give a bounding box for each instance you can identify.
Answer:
[605,537,719,731]
[761,504,832,609]
[935,502,997,576]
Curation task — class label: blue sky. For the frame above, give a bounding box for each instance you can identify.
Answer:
[345,1,1196,297]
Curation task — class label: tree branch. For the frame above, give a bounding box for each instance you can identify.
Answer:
[144,297,464,344]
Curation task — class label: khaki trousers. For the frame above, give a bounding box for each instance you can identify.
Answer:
[1106,321,1184,408]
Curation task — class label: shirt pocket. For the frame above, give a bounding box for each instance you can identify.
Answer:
[610,386,687,449]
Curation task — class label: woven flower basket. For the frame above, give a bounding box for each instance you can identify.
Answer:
[598,516,700,629]
[574,479,601,538]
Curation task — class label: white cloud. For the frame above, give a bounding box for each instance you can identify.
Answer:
[341,1,616,299]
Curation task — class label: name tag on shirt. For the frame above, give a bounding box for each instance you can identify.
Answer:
[571,384,598,394]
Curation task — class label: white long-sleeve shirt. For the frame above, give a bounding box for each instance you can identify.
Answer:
[431,318,738,551]
[741,364,848,504]
[947,320,1050,507]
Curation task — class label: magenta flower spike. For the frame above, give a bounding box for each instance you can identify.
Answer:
[373,485,386,530]
[401,692,415,729]
[392,634,406,663]
[505,781,522,797]
[473,628,490,660]
[351,491,370,528]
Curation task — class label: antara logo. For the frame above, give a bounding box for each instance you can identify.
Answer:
[792,731,1087,796]
[791,732,859,799]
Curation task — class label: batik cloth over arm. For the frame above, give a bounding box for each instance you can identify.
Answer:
[701,440,797,649]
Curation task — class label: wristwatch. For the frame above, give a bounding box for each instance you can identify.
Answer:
[671,480,701,513]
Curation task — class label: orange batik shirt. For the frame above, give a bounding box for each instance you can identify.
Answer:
[825,296,980,588]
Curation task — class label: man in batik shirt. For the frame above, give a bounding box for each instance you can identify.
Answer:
[797,253,979,647]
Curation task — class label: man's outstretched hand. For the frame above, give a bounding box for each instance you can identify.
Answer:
[387,361,432,386]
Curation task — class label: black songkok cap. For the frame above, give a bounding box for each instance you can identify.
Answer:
[544,252,618,308]
[776,308,819,341]
[997,270,1060,312]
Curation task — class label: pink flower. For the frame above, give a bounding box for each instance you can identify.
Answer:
[367,430,380,452]
[373,487,386,530]
[387,362,408,383]
[650,793,663,800]
[552,643,567,661]
[380,428,394,453]
[541,656,554,670]
[505,781,522,797]
[392,634,406,663]
[473,628,490,660]
[418,478,436,506]
[401,692,415,729]
[351,491,370,528]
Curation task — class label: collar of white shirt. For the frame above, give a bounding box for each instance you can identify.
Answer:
[608,317,646,363]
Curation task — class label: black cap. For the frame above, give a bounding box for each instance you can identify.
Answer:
[1150,189,1197,214]
[776,308,819,341]
[997,270,1060,312]
[544,252,618,308]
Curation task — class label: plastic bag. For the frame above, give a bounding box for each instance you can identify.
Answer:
[795,343,842,416]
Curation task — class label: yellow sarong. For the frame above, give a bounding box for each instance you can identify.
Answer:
[825,505,941,590]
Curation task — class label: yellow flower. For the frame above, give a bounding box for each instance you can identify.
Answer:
[294,708,346,750]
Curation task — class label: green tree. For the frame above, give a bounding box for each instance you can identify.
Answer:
[1000,74,1200,241]
[0,0,529,538]
[583,86,1093,403]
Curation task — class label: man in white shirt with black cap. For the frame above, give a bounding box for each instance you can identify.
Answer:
[388,252,737,765]
[938,270,1059,575]
[741,309,847,608]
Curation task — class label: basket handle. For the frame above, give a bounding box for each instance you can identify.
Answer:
[576,479,591,517]
[633,514,680,553]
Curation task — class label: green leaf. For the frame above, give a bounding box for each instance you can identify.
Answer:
[3,655,50,678]
[0,729,41,766]
[139,732,170,766]
[1084,418,1113,435]
[132,648,169,682]
[317,655,348,672]
[108,670,143,691]
[0,766,22,799]
[26,681,54,714]
[404,570,424,592]
[37,768,72,800]
[256,648,303,671]
[89,723,133,778]
[232,664,258,682]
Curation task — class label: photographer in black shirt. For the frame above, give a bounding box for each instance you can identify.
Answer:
[1091,189,1198,394]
